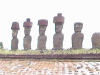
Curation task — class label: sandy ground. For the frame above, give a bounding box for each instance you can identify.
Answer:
[0,59,100,75]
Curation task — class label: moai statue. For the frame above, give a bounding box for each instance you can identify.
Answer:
[52,13,64,50]
[37,19,48,50]
[72,22,84,49]
[23,18,32,50]
[91,32,100,49]
[11,22,20,50]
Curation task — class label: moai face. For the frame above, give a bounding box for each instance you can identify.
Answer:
[55,24,63,33]
[38,19,48,35]
[74,22,83,32]
[12,30,18,37]
[53,13,64,33]
[39,25,47,35]
[24,27,31,35]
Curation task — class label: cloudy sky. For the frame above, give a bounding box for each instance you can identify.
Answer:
[0,0,100,50]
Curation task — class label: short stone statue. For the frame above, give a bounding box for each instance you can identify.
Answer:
[11,22,20,50]
[52,13,64,50]
[72,22,84,49]
[37,19,48,50]
[91,32,100,49]
[23,18,32,50]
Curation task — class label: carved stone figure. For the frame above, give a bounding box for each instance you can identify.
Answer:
[23,18,32,50]
[91,32,100,49]
[11,22,20,50]
[52,13,64,50]
[37,19,48,50]
[72,22,84,49]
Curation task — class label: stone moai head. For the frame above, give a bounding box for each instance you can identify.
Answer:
[91,32,100,49]
[74,22,83,33]
[11,22,20,37]
[38,19,48,35]
[23,18,32,35]
[53,13,64,33]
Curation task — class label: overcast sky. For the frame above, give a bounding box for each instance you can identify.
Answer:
[0,0,100,50]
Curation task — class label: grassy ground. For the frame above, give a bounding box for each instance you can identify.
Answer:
[0,49,100,55]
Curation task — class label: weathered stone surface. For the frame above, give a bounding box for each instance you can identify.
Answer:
[37,19,48,50]
[74,22,83,33]
[11,22,19,50]
[53,13,64,24]
[53,13,64,50]
[11,22,20,30]
[24,27,31,35]
[38,19,48,26]
[53,32,64,50]
[37,35,47,50]
[11,38,18,50]
[23,35,32,50]
[12,30,18,38]
[23,18,32,28]
[23,18,32,50]
[72,33,84,49]
[91,32,100,49]
[72,22,84,49]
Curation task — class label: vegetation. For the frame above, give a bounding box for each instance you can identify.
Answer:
[0,42,3,49]
[0,49,100,55]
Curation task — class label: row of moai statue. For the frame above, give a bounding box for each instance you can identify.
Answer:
[11,13,100,50]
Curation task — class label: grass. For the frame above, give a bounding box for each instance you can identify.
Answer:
[0,49,100,55]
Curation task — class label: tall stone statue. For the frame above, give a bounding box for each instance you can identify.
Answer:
[11,22,20,50]
[37,19,48,50]
[52,13,64,50]
[91,32,100,49]
[23,18,32,50]
[72,22,84,49]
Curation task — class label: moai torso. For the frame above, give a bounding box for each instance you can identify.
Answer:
[72,22,84,49]
[11,38,18,50]
[53,32,64,50]
[37,35,47,50]
[53,13,64,50]
[23,34,32,50]
[91,33,100,49]
[11,22,20,50]
[37,19,48,50]
[23,18,32,50]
